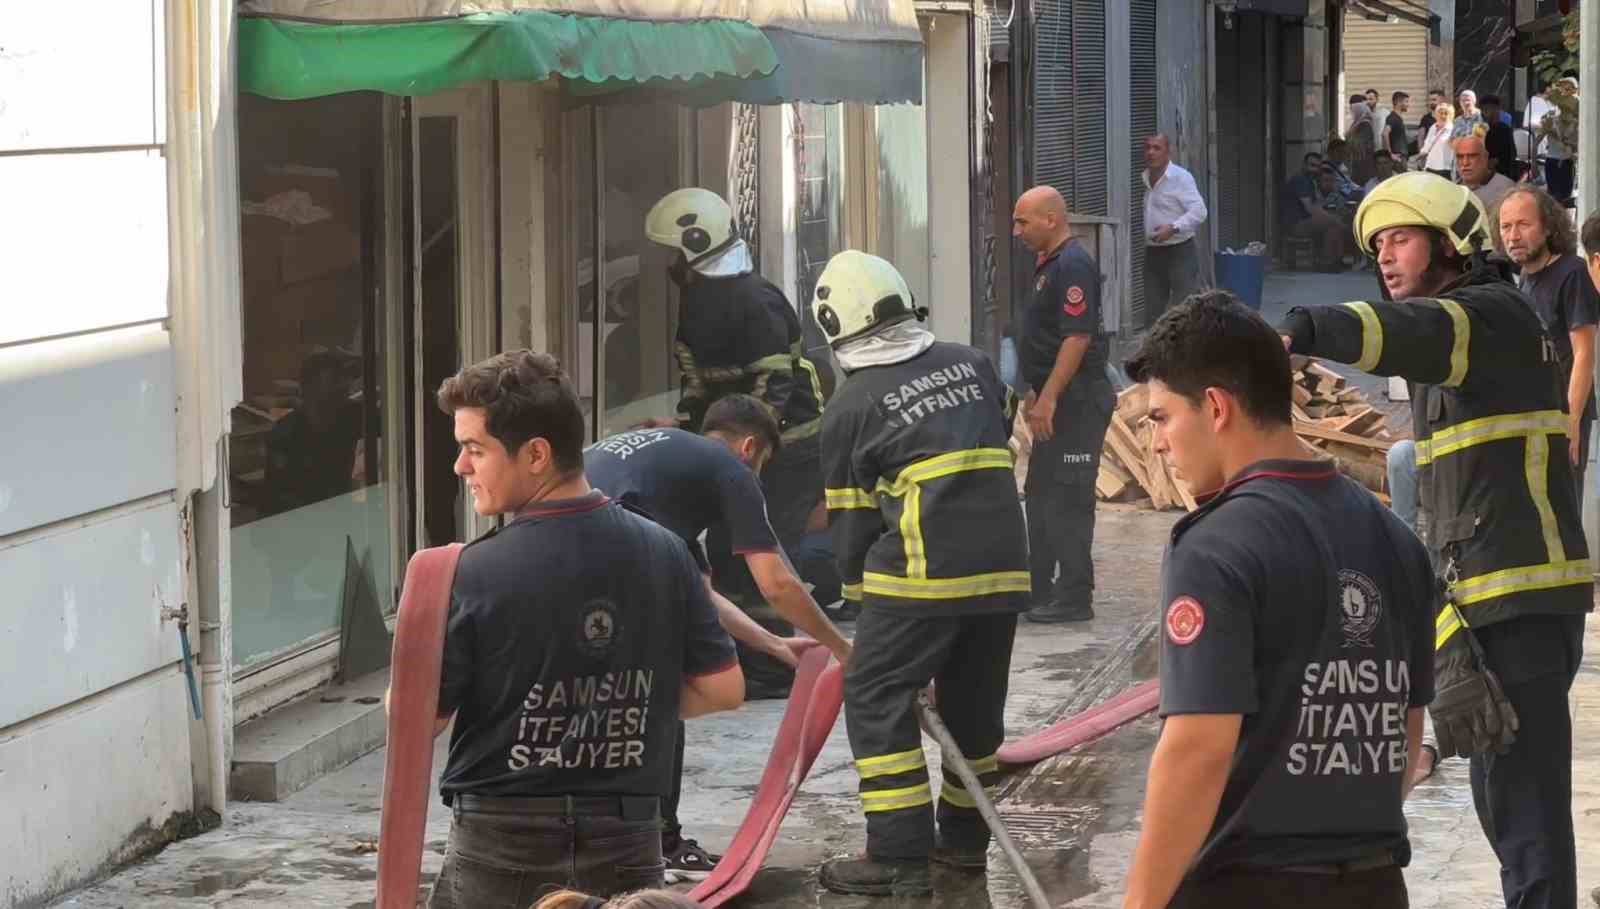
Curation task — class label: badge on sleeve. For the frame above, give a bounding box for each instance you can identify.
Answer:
[1165,596,1205,645]
[1063,285,1087,316]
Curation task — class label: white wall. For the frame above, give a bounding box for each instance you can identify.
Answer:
[0,4,196,905]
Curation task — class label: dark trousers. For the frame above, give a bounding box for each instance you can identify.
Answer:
[709,434,823,696]
[1144,238,1205,320]
[1468,614,1586,909]
[1025,386,1114,610]
[1573,418,1592,505]
[845,609,1018,861]
[1169,866,1408,908]
[427,796,665,909]
[1545,158,1576,204]
[662,721,687,847]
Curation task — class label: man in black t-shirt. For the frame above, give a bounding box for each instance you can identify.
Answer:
[1121,294,1433,909]
[1382,92,1410,161]
[426,351,743,906]
[1012,185,1115,624]
[1500,186,1599,498]
[584,394,851,881]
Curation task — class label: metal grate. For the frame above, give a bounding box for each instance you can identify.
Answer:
[1032,0,1108,216]
[1129,0,1158,328]
[1214,12,1271,251]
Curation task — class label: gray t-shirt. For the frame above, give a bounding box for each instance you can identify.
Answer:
[1159,460,1435,877]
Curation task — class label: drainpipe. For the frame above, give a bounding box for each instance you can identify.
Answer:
[167,0,244,818]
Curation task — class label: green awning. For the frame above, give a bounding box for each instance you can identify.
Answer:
[238,12,779,100]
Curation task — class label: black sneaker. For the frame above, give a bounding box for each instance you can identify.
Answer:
[663,838,721,883]
[930,842,988,871]
[819,856,933,896]
[1022,601,1094,624]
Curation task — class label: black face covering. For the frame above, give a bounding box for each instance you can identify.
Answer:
[668,254,693,288]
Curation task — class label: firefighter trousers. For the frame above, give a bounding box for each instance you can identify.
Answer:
[844,607,1018,862]
[1025,385,1113,609]
[1468,613,1585,909]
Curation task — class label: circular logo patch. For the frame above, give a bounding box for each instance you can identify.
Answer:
[577,599,621,658]
[1337,569,1383,648]
[1165,596,1206,646]
[1066,286,1086,304]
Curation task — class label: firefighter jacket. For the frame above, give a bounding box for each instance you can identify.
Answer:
[1283,265,1594,648]
[822,341,1029,615]
[674,271,824,442]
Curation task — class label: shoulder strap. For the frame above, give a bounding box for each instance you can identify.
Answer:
[376,543,464,909]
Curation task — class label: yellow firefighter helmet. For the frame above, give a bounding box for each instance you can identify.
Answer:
[645,188,737,265]
[1352,171,1491,257]
[812,250,922,348]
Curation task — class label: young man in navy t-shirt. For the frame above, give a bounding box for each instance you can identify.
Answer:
[1121,293,1433,909]
[425,351,743,906]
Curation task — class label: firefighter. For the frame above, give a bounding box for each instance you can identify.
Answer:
[1278,172,1592,909]
[645,188,828,698]
[811,251,1030,897]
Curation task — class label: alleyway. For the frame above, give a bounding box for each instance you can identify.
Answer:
[50,271,1600,908]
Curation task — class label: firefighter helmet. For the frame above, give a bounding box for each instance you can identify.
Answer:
[645,188,737,265]
[1352,172,1491,258]
[812,250,923,347]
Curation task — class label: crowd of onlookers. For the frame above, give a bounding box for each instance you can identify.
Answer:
[1282,79,1581,273]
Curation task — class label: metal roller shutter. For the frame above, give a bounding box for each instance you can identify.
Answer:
[1342,14,1428,131]
[1129,0,1157,326]
[1033,0,1107,216]
[1214,12,1271,251]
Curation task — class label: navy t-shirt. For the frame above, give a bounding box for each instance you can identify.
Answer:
[437,492,737,802]
[1520,254,1600,423]
[584,428,780,570]
[1158,460,1436,877]
[1019,238,1108,395]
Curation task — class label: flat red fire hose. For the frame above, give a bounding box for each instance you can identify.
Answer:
[997,679,1161,765]
[689,645,844,908]
[376,544,463,909]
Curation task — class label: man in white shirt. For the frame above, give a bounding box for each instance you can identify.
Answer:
[1142,134,1210,320]
[1454,135,1516,213]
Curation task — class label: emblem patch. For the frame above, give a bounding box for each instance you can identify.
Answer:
[1338,569,1382,648]
[1165,596,1205,646]
[577,599,621,657]
[1064,285,1087,316]
[1036,274,1048,293]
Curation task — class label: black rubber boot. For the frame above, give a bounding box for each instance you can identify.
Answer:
[1022,600,1094,624]
[819,856,933,896]
[930,842,988,871]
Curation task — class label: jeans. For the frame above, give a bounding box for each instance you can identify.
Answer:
[427,797,665,909]
[1386,440,1419,534]
[1144,238,1205,321]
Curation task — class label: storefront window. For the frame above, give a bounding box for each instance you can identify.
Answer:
[568,105,689,438]
[873,103,930,313]
[229,92,395,671]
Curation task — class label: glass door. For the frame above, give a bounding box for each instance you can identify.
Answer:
[411,87,497,546]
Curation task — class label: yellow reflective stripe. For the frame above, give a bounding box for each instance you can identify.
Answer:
[861,783,933,813]
[1434,604,1466,651]
[885,448,1015,492]
[1437,299,1471,388]
[855,748,927,780]
[1453,559,1593,607]
[843,582,863,602]
[1344,302,1384,371]
[826,487,879,510]
[902,482,927,578]
[1413,410,1567,466]
[794,341,826,412]
[940,785,985,809]
[781,418,822,443]
[970,754,999,775]
[862,570,1034,600]
[748,353,795,372]
[1525,433,1564,562]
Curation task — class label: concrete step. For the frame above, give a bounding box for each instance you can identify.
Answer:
[230,668,390,802]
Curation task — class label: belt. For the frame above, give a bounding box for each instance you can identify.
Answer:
[1264,853,1398,876]
[452,794,660,822]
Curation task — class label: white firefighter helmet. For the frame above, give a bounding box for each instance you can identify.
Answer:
[645,188,737,265]
[812,250,922,348]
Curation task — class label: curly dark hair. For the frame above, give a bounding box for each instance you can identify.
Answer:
[436,350,586,471]
[1494,185,1578,258]
[1123,289,1293,427]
